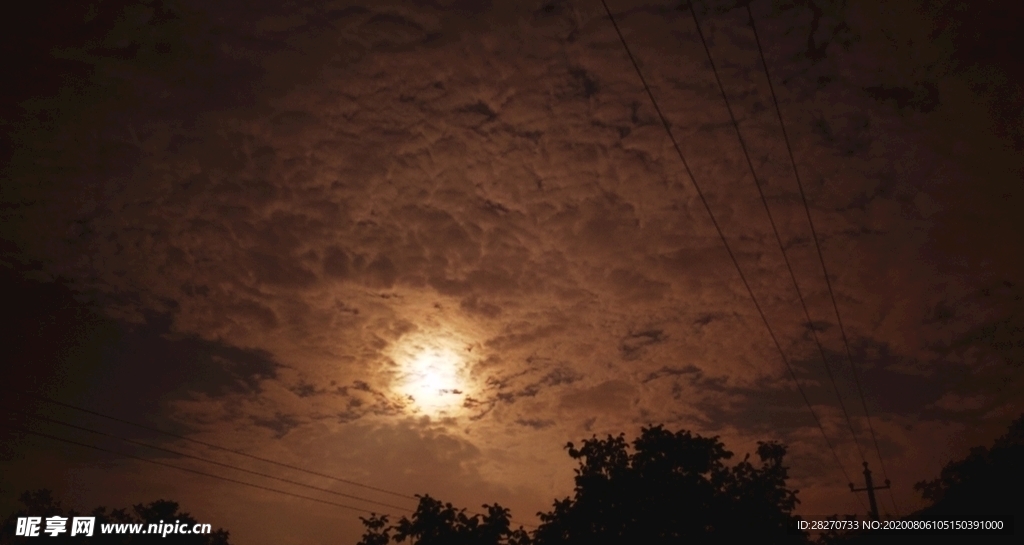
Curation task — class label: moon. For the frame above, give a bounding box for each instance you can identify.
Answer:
[398,345,466,413]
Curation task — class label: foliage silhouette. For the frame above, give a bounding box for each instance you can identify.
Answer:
[0,489,230,544]
[356,495,530,545]
[530,425,805,545]
[912,413,1023,522]
[358,425,807,544]
[816,414,1023,544]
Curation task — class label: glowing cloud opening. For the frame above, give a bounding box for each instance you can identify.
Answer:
[396,344,466,413]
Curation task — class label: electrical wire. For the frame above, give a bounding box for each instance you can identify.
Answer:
[682,0,868,464]
[9,425,393,516]
[3,406,410,512]
[596,0,865,511]
[5,393,538,528]
[10,390,416,501]
[743,2,900,517]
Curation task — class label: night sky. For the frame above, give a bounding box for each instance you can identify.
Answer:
[2,0,1022,543]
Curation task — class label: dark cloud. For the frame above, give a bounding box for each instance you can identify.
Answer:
[642,364,701,383]
[515,418,555,429]
[0,268,281,429]
[620,328,667,359]
[251,412,302,439]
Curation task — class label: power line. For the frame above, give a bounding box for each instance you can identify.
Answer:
[10,391,415,501]
[682,1,868,464]
[596,0,863,508]
[8,425,393,516]
[3,406,411,512]
[743,3,899,517]
[6,393,539,528]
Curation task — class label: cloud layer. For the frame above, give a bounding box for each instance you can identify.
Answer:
[2,0,1022,542]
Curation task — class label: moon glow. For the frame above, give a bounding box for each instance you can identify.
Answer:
[397,345,466,413]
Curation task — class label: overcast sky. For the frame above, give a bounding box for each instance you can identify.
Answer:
[2,0,1022,543]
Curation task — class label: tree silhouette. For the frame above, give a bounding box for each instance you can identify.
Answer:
[356,496,530,545]
[531,425,806,545]
[357,425,807,544]
[0,489,231,544]
[814,414,1023,545]
[913,413,1023,522]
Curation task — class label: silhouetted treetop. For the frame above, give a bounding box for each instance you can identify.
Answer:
[532,425,805,545]
[819,415,1024,544]
[913,414,1024,520]
[356,425,808,545]
[356,495,530,545]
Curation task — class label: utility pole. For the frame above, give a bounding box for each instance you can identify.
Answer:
[850,461,891,521]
